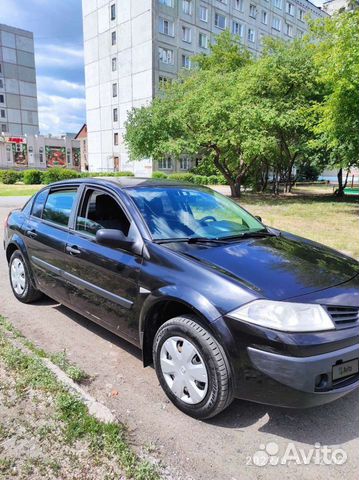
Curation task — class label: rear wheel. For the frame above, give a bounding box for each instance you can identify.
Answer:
[153,315,233,419]
[9,251,42,303]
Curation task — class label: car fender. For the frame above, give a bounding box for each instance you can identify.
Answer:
[139,284,222,336]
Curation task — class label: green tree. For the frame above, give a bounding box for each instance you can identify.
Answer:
[242,38,321,193]
[125,32,266,197]
[310,10,359,195]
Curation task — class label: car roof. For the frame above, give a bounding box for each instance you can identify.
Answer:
[48,176,201,189]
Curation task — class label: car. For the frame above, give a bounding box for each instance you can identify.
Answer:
[3,177,359,419]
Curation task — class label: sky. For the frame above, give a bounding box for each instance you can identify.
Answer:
[0,0,325,136]
[0,0,85,135]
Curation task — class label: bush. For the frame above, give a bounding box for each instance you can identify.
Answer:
[0,170,21,184]
[43,167,81,184]
[23,169,44,185]
[192,175,209,185]
[152,171,168,179]
[168,173,194,182]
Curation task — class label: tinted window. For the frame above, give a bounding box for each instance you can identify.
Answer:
[31,189,48,218]
[42,189,77,227]
[76,189,130,236]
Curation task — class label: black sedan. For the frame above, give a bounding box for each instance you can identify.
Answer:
[3,177,359,419]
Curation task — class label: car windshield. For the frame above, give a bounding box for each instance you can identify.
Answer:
[126,186,264,241]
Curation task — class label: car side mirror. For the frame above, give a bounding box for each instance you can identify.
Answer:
[255,216,262,222]
[96,228,134,252]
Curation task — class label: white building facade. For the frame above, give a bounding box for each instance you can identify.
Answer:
[82,0,326,175]
[0,24,39,136]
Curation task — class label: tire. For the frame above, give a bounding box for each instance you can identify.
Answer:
[153,315,233,419]
[9,250,42,303]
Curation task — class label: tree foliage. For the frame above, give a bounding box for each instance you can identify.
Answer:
[125,13,358,197]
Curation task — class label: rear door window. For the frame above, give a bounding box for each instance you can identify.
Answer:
[42,189,77,227]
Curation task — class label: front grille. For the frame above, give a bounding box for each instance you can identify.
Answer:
[326,306,359,328]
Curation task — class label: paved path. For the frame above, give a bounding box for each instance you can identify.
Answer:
[0,196,358,480]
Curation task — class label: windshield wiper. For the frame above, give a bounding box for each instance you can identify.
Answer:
[222,229,278,241]
[155,237,227,245]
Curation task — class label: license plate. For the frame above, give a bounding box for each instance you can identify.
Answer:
[333,359,359,381]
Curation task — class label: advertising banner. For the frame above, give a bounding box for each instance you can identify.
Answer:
[46,146,66,168]
[12,143,28,166]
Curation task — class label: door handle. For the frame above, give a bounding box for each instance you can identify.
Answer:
[65,245,81,256]
[26,229,38,239]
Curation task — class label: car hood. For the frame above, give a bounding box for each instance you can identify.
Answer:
[166,233,359,300]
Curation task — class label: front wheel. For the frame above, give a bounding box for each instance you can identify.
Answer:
[153,316,233,419]
[9,251,42,303]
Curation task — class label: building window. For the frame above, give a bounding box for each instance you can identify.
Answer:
[159,76,171,87]
[248,28,255,43]
[182,0,192,15]
[234,0,244,11]
[272,16,281,31]
[232,21,243,37]
[1,124,7,132]
[0,63,2,73]
[261,10,268,24]
[112,83,118,97]
[249,4,257,18]
[0,109,5,118]
[114,132,119,145]
[286,2,294,15]
[182,26,192,43]
[272,0,282,9]
[110,3,116,20]
[159,0,174,6]
[159,46,174,64]
[112,57,117,72]
[159,17,174,36]
[113,108,118,122]
[285,23,293,37]
[6,145,11,161]
[180,157,190,170]
[199,32,208,49]
[199,5,208,22]
[214,12,227,30]
[39,147,44,162]
[0,79,3,88]
[67,149,71,164]
[182,54,191,69]
[158,157,172,170]
[298,8,304,21]
[297,28,304,38]
[0,94,4,103]
[111,30,116,45]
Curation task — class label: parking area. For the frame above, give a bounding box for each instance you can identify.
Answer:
[0,196,358,480]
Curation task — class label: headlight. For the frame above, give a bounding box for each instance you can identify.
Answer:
[228,300,335,332]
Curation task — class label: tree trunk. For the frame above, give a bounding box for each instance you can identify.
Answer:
[229,180,241,197]
[336,168,350,196]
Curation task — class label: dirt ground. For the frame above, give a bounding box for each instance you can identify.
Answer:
[0,196,358,480]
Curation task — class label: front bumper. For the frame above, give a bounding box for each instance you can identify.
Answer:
[247,343,359,407]
[215,315,359,408]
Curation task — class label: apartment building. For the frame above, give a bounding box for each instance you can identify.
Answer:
[0,24,39,136]
[82,0,326,175]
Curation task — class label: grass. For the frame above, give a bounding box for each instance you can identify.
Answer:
[238,185,359,260]
[0,316,160,480]
[0,183,42,196]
